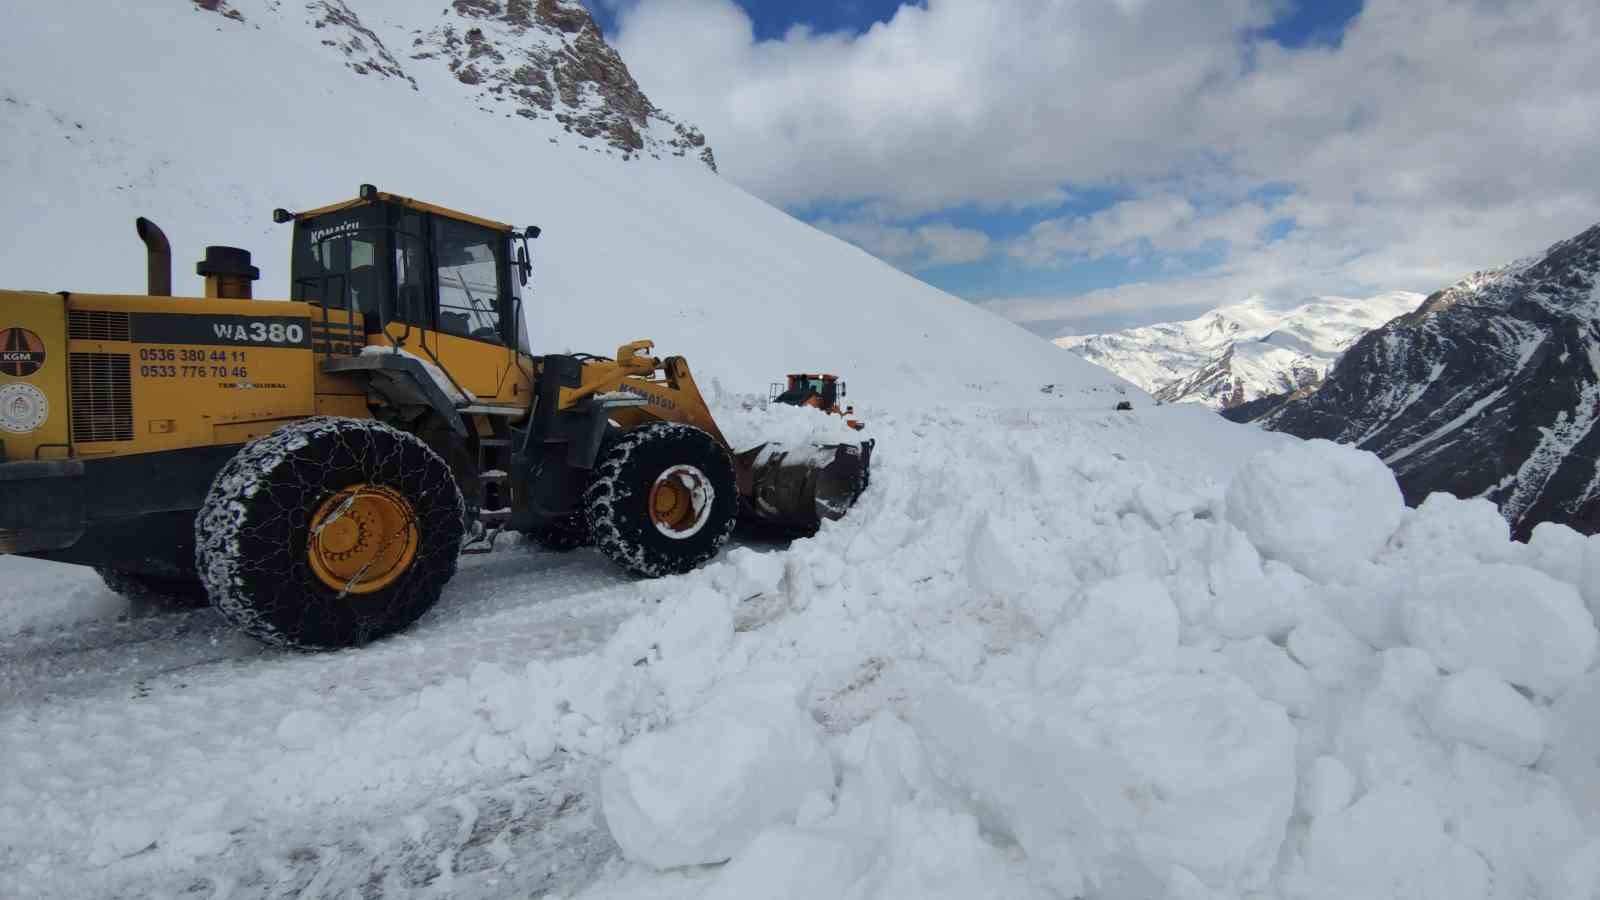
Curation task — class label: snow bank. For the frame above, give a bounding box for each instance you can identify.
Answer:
[7,394,1600,898]
[558,406,1599,900]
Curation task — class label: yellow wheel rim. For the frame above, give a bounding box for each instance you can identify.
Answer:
[646,464,713,539]
[307,484,420,595]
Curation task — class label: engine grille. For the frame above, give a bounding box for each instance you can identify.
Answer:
[69,353,133,442]
[68,310,133,342]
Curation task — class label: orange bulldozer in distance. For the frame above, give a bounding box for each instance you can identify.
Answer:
[769,373,864,430]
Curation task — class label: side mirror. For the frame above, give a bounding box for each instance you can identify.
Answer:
[516,244,531,286]
[525,225,541,240]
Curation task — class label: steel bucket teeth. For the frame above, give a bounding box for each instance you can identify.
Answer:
[733,440,875,536]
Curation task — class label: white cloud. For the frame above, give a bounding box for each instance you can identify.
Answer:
[614,0,1600,328]
[613,0,1276,213]
[816,218,993,270]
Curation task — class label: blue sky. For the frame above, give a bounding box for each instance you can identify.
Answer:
[596,0,1599,337]
[595,0,1362,48]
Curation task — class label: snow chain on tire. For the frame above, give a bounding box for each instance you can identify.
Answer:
[194,417,466,650]
[583,422,738,577]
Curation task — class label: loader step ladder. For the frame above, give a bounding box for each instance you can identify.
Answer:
[461,430,516,554]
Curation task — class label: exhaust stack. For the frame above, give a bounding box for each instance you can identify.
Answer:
[135,217,171,296]
[197,246,260,300]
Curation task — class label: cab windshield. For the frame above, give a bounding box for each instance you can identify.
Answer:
[290,203,513,346]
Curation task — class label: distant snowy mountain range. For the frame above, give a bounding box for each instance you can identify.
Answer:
[1055,293,1423,409]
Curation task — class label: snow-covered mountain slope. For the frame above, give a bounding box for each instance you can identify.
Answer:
[1057,293,1422,408]
[1259,221,1600,540]
[0,0,1131,408]
[4,4,1600,900]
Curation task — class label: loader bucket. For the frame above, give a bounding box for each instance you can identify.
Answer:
[733,440,875,536]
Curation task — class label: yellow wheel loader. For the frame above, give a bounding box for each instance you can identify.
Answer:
[0,186,872,649]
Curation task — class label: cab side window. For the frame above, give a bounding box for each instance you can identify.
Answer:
[391,210,429,330]
[433,216,504,344]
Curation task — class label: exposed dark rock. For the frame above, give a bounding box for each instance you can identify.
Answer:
[1258,222,1600,539]
[310,0,418,89]
[290,0,712,166]
[192,0,245,22]
[410,0,717,166]
[1220,391,1291,423]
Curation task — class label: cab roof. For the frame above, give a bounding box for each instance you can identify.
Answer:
[293,191,516,234]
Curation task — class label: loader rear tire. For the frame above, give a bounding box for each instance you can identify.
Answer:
[584,422,737,577]
[194,417,466,650]
[95,568,210,609]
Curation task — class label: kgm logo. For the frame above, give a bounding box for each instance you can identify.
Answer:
[0,327,46,377]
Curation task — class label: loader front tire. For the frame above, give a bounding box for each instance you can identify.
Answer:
[584,423,737,577]
[195,417,466,650]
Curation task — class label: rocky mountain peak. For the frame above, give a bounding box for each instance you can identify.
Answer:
[190,0,716,169]
[413,0,715,167]
[1255,219,1600,539]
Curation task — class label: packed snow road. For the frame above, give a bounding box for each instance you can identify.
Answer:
[1,542,644,897]
[4,397,1600,900]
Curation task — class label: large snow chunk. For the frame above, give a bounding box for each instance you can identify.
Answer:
[1302,784,1490,899]
[1034,574,1178,689]
[1065,673,1297,891]
[1385,492,1514,569]
[1524,521,1587,586]
[1202,524,1317,640]
[1446,746,1590,899]
[1426,669,1545,766]
[1287,616,1374,686]
[1402,564,1596,697]
[1224,440,1404,582]
[601,701,835,868]
[1297,756,1355,820]
[965,511,1028,597]
[1218,637,1315,718]
[915,673,1296,894]
[1370,647,1439,705]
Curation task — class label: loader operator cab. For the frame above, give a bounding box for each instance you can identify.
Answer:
[282,186,537,354]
